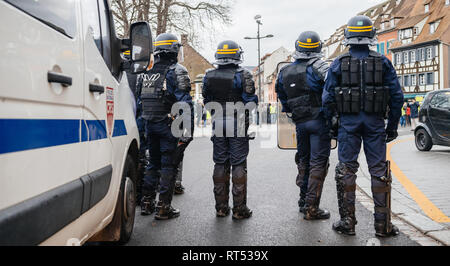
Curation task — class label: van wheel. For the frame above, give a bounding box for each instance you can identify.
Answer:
[415,129,433,152]
[117,155,137,244]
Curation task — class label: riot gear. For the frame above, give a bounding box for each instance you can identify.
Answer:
[334,51,390,117]
[204,68,242,104]
[293,31,323,60]
[214,40,244,65]
[154,33,181,56]
[276,31,331,221]
[343,15,377,46]
[203,42,258,220]
[281,62,322,123]
[139,62,172,122]
[323,19,404,236]
[137,35,194,221]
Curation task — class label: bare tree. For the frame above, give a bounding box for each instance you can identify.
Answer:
[111,0,233,46]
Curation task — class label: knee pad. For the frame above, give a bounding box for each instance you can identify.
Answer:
[232,163,247,185]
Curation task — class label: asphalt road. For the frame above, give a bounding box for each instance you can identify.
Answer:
[128,133,419,246]
[391,128,450,220]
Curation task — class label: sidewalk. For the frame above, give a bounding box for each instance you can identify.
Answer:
[356,134,450,246]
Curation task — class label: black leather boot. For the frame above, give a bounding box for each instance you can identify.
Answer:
[232,205,252,220]
[375,221,399,238]
[140,196,156,216]
[216,206,231,218]
[332,216,357,236]
[304,206,331,220]
[155,201,180,220]
[174,182,185,195]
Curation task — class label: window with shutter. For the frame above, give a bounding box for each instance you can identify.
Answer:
[410,51,416,62]
[427,73,434,84]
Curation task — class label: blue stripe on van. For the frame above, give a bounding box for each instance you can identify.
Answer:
[86,120,107,141]
[0,119,80,154]
[0,119,127,155]
[113,120,127,137]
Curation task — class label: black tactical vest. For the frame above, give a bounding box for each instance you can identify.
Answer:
[140,62,172,122]
[207,68,242,104]
[335,51,390,116]
[282,62,322,123]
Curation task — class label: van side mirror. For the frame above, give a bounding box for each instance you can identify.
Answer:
[130,22,153,74]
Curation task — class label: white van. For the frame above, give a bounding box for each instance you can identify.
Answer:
[0,0,153,245]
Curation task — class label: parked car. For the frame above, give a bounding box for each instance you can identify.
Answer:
[414,89,450,151]
[0,0,153,245]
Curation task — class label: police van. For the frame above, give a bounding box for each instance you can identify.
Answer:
[0,0,153,245]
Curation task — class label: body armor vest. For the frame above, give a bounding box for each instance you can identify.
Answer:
[207,68,243,118]
[207,68,242,103]
[140,62,172,122]
[282,62,322,123]
[335,52,390,116]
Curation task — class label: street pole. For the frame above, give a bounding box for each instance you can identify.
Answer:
[257,22,262,108]
[244,15,273,126]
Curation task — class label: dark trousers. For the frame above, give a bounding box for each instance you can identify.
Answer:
[295,117,331,207]
[211,117,250,210]
[142,119,178,204]
[336,112,389,221]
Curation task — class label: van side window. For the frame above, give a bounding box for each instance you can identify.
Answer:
[82,0,102,54]
[5,0,76,38]
[98,0,112,70]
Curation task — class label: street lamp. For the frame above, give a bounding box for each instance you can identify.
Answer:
[244,15,274,125]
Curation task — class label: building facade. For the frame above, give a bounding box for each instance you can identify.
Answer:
[390,0,450,95]
[179,34,214,102]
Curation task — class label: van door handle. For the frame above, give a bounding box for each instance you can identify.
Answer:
[89,83,105,94]
[47,71,72,87]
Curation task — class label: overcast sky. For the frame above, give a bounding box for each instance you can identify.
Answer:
[197,0,385,66]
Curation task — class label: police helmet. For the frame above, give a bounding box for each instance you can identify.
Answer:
[154,33,181,55]
[293,31,323,60]
[123,50,131,60]
[343,15,377,46]
[214,40,243,65]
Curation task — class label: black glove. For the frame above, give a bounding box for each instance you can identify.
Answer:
[386,130,398,143]
[329,115,339,139]
[179,136,193,145]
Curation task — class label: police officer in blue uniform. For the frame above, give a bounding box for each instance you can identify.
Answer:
[202,40,258,219]
[276,31,331,220]
[137,33,194,220]
[323,15,404,236]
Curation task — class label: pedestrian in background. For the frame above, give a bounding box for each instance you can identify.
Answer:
[400,104,406,128]
[406,105,411,127]
[270,103,277,124]
[409,99,420,131]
